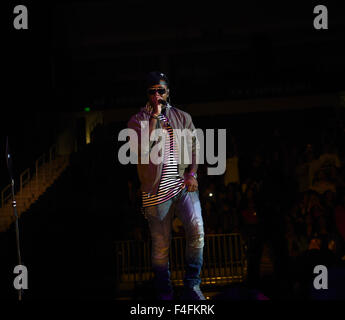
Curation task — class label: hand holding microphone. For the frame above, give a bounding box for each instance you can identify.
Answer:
[151,95,162,117]
[148,96,167,118]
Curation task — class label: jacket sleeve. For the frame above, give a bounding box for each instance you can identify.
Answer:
[127,113,162,164]
[184,112,199,175]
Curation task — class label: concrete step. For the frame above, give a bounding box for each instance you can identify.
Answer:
[0,158,69,232]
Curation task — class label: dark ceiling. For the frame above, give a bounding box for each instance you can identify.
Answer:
[1,1,345,185]
[5,1,345,112]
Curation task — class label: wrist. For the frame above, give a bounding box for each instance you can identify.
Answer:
[185,172,197,179]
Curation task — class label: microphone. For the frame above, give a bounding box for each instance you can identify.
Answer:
[158,99,167,106]
[159,99,168,116]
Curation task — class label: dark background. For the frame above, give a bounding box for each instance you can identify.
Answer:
[1,0,345,301]
[2,0,345,183]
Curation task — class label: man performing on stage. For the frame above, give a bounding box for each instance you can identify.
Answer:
[128,71,205,300]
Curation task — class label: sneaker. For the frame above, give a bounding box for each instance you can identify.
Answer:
[180,285,206,300]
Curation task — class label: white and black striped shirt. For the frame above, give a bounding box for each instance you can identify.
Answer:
[142,114,184,207]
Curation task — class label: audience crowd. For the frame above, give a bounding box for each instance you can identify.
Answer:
[119,107,345,299]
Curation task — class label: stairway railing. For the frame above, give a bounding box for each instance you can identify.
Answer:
[1,144,58,208]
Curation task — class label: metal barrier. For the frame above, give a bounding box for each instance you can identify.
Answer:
[115,233,247,288]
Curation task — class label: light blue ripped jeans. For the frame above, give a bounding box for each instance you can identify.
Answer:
[143,188,204,293]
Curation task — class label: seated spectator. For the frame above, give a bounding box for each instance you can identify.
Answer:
[241,200,259,225]
[226,183,242,212]
[287,230,310,258]
[224,136,240,187]
[295,155,311,193]
[238,183,264,287]
[335,191,345,251]
[310,169,336,194]
[202,201,218,234]
[224,154,240,187]
[307,191,327,237]
[239,184,260,228]
[307,191,324,218]
[303,144,322,189]
[248,153,266,187]
[286,194,311,257]
[318,143,342,171]
[329,166,345,189]
[323,190,337,212]
[321,190,337,232]
[217,201,232,233]
[208,183,241,234]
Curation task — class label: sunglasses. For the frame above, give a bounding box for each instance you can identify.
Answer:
[147,88,167,95]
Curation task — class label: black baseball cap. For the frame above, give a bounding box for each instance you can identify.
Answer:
[146,71,169,88]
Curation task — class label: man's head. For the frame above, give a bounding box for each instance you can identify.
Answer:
[146,71,170,106]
